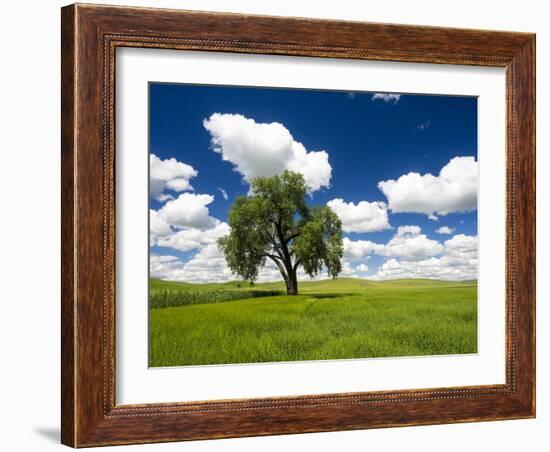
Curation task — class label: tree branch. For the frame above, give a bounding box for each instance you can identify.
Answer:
[274,221,288,253]
[249,248,283,263]
[268,255,289,284]
[285,232,300,244]
[266,253,284,262]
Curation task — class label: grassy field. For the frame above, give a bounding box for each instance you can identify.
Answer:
[149,278,477,367]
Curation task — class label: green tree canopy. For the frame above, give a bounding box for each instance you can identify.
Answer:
[218,171,343,295]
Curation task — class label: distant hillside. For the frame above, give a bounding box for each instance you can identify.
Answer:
[150,277,477,293]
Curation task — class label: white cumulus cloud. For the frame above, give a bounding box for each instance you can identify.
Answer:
[150,246,233,283]
[327,199,391,233]
[343,237,384,260]
[203,113,332,192]
[150,254,182,279]
[381,225,444,260]
[444,234,478,260]
[149,209,173,245]
[150,153,197,201]
[156,193,218,230]
[378,156,478,217]
[436,226,455,234]
[372,93,401,104]
[343,225,443,262]
[395,225,421,236]
[151,192,230,252]
[156,222,230,252]
[371,233,477,280]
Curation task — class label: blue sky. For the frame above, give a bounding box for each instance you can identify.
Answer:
[149,83,478,283]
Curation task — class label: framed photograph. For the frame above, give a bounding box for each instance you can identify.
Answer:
[61,3,535,447]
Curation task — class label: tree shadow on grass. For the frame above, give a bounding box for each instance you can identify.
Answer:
[306,293,355,299]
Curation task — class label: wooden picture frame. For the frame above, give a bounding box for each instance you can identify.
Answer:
[61,3,535,447]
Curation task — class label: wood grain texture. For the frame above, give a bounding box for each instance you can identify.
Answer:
[60,5,76,446]
[61,3,536,447]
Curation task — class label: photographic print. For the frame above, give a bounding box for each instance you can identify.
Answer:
[148,83,478,368]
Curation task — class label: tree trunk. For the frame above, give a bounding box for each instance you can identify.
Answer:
[286,267,298,295]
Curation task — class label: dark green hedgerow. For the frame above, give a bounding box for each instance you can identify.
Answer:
[149,289,284,309]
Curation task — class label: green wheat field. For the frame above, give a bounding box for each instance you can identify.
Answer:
[149,278,477,367]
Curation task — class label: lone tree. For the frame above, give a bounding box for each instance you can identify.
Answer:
[218,171,343,295]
